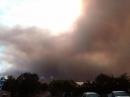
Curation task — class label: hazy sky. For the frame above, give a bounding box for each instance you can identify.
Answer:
[0,0,130,80]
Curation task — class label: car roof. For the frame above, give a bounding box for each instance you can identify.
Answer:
[112,91,126,93]
[83,92,97,95]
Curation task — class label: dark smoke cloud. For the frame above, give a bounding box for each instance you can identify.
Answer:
[0,0,130,80]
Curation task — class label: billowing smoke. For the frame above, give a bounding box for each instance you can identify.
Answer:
[0,0,130,80]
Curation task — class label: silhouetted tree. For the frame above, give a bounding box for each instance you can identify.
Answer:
[40,83,49,91]
[2,72,130,97]
[114,73,130,91]
[77,81,96,96]
[49,80,77,96]
[2,76,18,97]
[95,73,115,94]
[94,73,130,95]
[16,73,41,97]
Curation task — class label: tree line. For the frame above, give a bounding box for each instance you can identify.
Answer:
[2,72,130,97]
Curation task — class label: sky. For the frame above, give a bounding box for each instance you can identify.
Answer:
[0,0,130,80]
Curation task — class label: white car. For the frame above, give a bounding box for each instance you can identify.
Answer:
[82,92,100,97]
[108,91,130,97]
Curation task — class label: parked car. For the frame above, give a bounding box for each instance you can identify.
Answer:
[108,91,130,97]
[82,92,100,97]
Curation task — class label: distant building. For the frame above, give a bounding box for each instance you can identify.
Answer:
[76,82,84,86]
